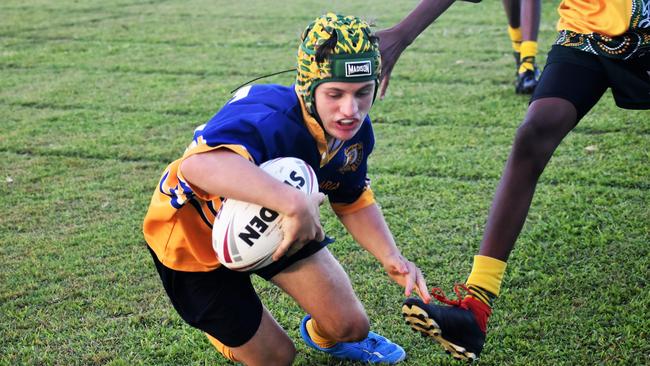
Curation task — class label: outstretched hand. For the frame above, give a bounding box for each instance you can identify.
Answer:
[383,254,431,303]
[376,27,409,100]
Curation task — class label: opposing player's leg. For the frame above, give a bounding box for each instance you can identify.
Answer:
[272,247,406,364]
[404,46,609,361]
[402,97,588,361]
[479,97,578,260]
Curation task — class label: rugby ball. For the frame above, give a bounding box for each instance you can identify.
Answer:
[212,157,318,271]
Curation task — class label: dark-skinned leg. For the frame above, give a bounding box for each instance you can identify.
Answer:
[502,0,520,28]
[503,0,522,70]
[520,0,540,42]
[402,98,579,362]
[479,97,577,261]
[460,59,608,346]
[402,52,611,361]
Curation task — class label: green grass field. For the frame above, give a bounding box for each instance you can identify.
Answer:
[1,0,648,365]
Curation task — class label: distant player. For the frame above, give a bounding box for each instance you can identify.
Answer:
[503,0,542,94]
[143,13,429,365]
[374,0,649,361]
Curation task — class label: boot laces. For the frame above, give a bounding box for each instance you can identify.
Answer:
[430,284,472,307]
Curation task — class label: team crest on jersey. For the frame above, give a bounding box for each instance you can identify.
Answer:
[339,143,363,173]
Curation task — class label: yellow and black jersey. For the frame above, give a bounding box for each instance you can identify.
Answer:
[143,84,376,272]
[555,0,650,59]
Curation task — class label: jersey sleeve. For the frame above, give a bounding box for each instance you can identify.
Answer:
[330,185,375,215]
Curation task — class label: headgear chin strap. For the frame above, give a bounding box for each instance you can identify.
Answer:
[296,13,381,117]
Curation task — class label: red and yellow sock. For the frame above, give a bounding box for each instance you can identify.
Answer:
[462,255,507,332]
[508,26,522,53]
[465,255,507,307]
[206,333,239,363]
[518,41,538,73]
[306,318,337,349]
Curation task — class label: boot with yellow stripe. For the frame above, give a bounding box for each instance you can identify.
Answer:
[402,284,491,362]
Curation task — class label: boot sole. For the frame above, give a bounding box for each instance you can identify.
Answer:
[401,303,478,362]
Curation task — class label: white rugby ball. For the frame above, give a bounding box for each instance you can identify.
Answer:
[212,157,318,271]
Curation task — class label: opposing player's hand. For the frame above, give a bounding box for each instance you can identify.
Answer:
[273,192,325,261]
[376,27,409,100]
[383,254,431,303]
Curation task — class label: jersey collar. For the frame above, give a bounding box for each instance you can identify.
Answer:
[295,86,344,167]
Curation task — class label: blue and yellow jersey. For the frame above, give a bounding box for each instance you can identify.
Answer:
[555,0,650,59]
[143,84,376,272]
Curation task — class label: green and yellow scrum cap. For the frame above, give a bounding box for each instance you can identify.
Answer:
[296,13,381,116]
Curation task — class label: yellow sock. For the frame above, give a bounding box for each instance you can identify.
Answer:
[465,255,507,306]
[306,318,337,349]
[206,333,239,363]
[518,41,538,73]
[507,26,522,53]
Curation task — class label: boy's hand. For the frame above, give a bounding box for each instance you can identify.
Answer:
[272,192,325,260]
[383,254,431,303]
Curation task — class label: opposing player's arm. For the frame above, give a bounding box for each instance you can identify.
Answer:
[180,149,325,259]
[377,0,479,98]
[337,203,431,303]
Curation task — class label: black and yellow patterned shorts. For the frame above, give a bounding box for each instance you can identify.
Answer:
[531,45,650,121]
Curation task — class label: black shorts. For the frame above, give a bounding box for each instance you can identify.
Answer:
[531,45,650,121]
[148,237,332,347]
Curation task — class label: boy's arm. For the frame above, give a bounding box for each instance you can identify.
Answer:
[338,203,431,303]
[181,148,325,260]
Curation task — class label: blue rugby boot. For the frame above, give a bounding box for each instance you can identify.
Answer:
[402,284,491,362]
[300,314,406,364]
[515,56,541,94]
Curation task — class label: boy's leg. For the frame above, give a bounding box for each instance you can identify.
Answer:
[272,248,405,364]
[272,248,368,342]
[148,247,295,366]
[227,308,295,366]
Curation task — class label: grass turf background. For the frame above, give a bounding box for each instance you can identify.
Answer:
[1,0,648,365]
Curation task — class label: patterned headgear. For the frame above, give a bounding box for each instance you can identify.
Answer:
[296,13,381,117]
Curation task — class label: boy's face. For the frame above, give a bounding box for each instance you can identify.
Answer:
[314,80,375,141]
